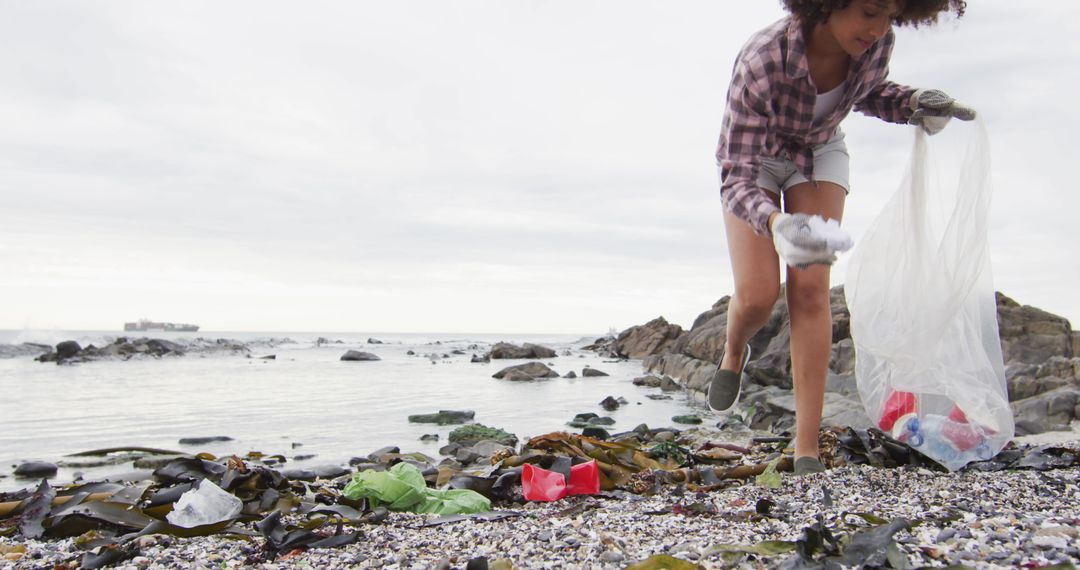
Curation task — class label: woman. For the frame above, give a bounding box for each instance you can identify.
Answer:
[710,0,974,475]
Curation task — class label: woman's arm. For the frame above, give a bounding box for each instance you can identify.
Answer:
[854,78,918,124]
[718,73,780,237]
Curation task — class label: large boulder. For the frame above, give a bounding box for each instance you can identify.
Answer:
[1007,357,1079,401]
[1011,387,1080,435]
[56,340,82,360]
[492,362,559,380]
[996,292,1073,364]
[488,342,556,359]
[341,350,380,361]
[615,317,684,359]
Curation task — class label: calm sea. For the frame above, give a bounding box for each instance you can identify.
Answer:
[0,329,716,492]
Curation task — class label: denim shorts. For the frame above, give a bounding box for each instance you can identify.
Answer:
[757,129,850,195]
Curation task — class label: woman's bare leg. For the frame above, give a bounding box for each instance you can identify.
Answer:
[720,194,782,371]
[782,181,846,459]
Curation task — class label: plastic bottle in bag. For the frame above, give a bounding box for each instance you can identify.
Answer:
[909,414,993,469]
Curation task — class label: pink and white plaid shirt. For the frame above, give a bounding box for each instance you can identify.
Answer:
[716,16,917,236]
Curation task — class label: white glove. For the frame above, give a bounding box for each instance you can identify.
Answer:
[771,213,853,269]
[909,89,977,135]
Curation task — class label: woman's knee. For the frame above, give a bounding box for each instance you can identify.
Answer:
[733,283,780,320]
[786,274,831,315]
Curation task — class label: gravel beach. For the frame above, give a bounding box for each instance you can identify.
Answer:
[3,446,1078,570]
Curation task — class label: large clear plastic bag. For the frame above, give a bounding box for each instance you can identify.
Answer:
[845,119,1013,471]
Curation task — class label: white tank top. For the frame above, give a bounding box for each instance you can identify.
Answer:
[814,81,847,121]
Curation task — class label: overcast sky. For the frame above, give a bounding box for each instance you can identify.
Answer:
[1,1,1077,334]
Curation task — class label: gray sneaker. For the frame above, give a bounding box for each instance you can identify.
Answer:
[707,344,751,414]
[793,456,827,476]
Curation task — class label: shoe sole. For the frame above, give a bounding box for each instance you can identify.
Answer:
[707,343,751,414]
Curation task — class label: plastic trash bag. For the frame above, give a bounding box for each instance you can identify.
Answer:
[845,119,1013,471]
[165,479,243,528]
[342,462,491,515]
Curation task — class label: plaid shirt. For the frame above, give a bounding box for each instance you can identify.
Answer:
[716,16,917,236]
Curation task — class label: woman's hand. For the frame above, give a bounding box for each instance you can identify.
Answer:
[909,89,977,135]
[771,213,853,269]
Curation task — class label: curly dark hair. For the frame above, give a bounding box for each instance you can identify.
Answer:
[781,0,966,28]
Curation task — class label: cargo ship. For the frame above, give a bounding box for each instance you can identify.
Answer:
[123,319,200,332]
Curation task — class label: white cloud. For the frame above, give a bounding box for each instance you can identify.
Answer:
[2,1,1077,333]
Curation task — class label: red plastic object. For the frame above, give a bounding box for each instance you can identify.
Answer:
[878,390,917,431]
[565,460,600,496]
[948,405,969,423]
[522,460,599,502]
[522,463,567,501]
[942,418,983,451]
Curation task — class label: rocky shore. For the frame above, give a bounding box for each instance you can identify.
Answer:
[603,288,1080,438]
[1,436,1078,569]
[2,291,1079,568]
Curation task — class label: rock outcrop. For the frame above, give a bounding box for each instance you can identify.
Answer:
[623,287,1077,435]
[614,317,684,359]
[487,342,557,359]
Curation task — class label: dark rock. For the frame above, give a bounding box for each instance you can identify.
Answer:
[582,367,609,377]
[454,448,481,464]
[14,461,58,478]
[420,434,440,442]
[563,371,577,378]
[581,335,619,358]
[368,446,400,460]
[451,349,466,355]
[465,440,513,458]
[341,350,380,361]
[488,342,557,359]
[258,354,276,360]
[615,317,684,359]
[570,413,599,426]
[280,469,317,481]
[178,436,234,445]
[653,431,676,442]
[588,416,615,426]
[632,375,662,387]
[145,339,184,356]
[492,362,558,380]
[646,394,673,400]
[632,424,651,435]
[407,410,475,425]
[407,350,416,356]
[448,424,517,447]
[293,454,316,461]
[56,340,82,360]
[582,426,610,440]
[367,338,384,344]
[659,376,681,392]
[1011,387,1080,435]
[599,396,621,411]
[349,458,381,468]
[471,354,490,363]
[672,415,703,425]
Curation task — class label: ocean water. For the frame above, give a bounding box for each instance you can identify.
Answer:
[0,330,718,492]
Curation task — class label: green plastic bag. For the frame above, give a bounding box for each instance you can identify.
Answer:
[343,462,491,515]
